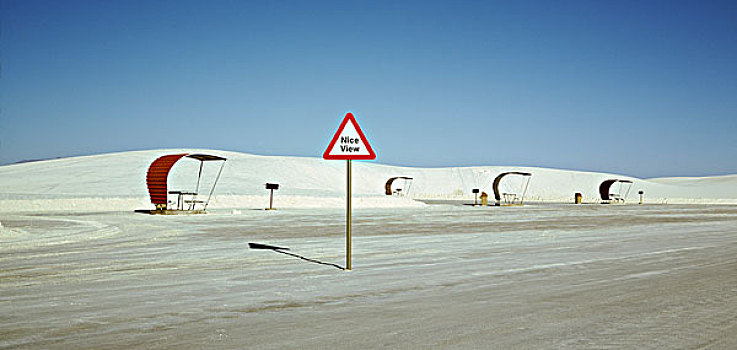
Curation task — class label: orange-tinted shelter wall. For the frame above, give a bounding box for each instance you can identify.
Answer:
[146,154,188,205]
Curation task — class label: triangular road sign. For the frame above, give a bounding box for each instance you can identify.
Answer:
[323,113,376,160]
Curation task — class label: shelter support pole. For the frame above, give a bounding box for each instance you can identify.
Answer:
[204,161,226,210]
[521,176,531,205]
[195,161,204,194]
[346,159,352,271]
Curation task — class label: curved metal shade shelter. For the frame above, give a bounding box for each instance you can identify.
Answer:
[146,153,227,210]
[146,154,189,205]
[492,172,532,202]
[385,176,413,196]
[599,179,633,201]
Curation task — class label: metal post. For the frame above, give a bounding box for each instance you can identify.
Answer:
[195,161,203,194]
[346,159,352,270]
[521,176,531,205]
[269,189,274,209]
[204,160,226,210]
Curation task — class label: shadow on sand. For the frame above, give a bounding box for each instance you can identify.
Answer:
[249,242,345,270]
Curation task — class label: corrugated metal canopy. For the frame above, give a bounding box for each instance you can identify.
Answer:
[146,154,188,205]
[385,176,414,195]
[492,172,532,201]
[145,153,226,206]
[599,179,633,200]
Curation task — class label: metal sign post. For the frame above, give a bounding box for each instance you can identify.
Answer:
[346,160,352,270]
[265,183,279,210]
[323,112,376,271]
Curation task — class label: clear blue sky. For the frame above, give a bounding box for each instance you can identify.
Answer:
[1,0,736,178]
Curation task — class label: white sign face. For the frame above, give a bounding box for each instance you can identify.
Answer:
[326,120,369,156]
[323,113,376,160]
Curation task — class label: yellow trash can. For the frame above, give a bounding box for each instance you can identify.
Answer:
[480,192,488,206]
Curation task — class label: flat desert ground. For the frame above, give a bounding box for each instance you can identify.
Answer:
[2,203,736,349]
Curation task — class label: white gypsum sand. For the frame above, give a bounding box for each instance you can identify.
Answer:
[1,150,736,348]
[1,205,736,348]
[1,149,736,214]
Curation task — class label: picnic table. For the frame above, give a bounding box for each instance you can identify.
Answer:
[168,191,197,210]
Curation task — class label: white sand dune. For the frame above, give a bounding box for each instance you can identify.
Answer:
[1,149,736,213]
[2,150,737,348]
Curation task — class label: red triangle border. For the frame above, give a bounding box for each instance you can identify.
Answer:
[323,113,376,160]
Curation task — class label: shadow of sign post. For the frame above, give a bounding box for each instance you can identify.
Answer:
[248,242,345,270]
